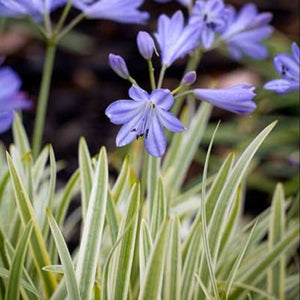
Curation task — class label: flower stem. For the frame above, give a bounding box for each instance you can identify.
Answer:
[32,40,57,158]
[57,12,86,41]
[55,0,75,34]
[157,65,167,89]
[147,59,156,90]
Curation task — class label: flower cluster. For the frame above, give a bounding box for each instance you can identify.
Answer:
[106,29,257,157]
[155,0,273,60]
[264,43,300,94]
[0,0,149,24]
[0,61,31,134]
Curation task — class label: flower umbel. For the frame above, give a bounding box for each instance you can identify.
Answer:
[0,63,31,133]
[221,3,273,60]
[264,42,300,94]
[193,84,256,114]
[105,86,185,157]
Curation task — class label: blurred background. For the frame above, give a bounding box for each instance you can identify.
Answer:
[0,0,299,216]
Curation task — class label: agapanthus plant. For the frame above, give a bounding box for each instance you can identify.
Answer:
[264,42,300,94]
[0,61,31,133]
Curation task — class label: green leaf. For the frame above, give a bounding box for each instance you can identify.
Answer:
[164,102,212,193]
[0,267,40,298]
[79,137,94,218]
[207,122,277,263]
[12,114,30,156]
[106,190,119,244]
[76,147,108,300]
[47,209,81,300]
[267,183,286,300]
[150,177,167,239]
[5,221,33,300]
[139,219,169,300]
[42,265,64,274]
[139,219,153,279]
[6,153,57,297]
[147,155,160,218]
[163,216,181,300]
[231,226,299,299]
[181,221,202,300]
[111,183,140,300]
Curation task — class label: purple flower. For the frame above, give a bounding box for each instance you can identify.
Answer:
[109,54,130,79]
[189,0,227,49]
[0,64,31,134]
[137,31,157,60]
[154,0,191,6]
[155,11,201,66]
[105,86,185,157]
[0,0,67,20]
[181,71,197,86]
[221,3,273,60]
[193,84,256,114]
[74,0,149,24]
[264,43,300,94]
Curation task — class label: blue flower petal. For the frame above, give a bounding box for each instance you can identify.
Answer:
[150,89,174,110]
[129,85,149,102]
[157,109,185,132]
[144,114,166,157]
[0,111,14,134]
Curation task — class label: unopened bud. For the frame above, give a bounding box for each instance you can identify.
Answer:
[137,31,157,60]
[181,71,197,86]
[109,54,130,79]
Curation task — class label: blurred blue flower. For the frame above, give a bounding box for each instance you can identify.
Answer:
[0,64,31,134]
[221,3,273,60]
[193,84,256,114]
[74,0,149,24]
[155,11,201,66]
[264,43,300,94]
[189,0,227,49]
[154,0,191,6]
[109,54,130,79]
[137,31,157,60]
[181,71,197,86]
[0,0,67,20]
[105,86,185,157]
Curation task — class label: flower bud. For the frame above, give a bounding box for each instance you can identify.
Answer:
[108,54,130,79]
[137,31,156,59]
[181,71,197,86]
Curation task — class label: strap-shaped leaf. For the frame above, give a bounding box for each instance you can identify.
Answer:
[6,153,57,297]
[76,147,108,300]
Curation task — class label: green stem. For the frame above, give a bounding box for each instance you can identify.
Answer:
[32,41,57,158]
[55,0,75,34]
[57,12,86,41]
[157,65,167,89]
[147,59,156,90]
[171,48,203,115]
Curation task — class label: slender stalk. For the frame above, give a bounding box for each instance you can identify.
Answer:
[174,90,193,99]
[57,12,86,41]
[147,59,156,90]
[32,40,57,158]
[157,65,167,89]
[55,0,75,34]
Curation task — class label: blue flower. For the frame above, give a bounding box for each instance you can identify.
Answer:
[221,3,273,60]
[74,0,149,24]
[264,43,300,94]
[109,54,130,79]
[105,86,185,157]
[0,64,31,134]
[189,0,227,49]
[193,84,256,114]
[155,10,201,67]
[154,0,191,6]
[0,0,67,20]
[137,31,157,60]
